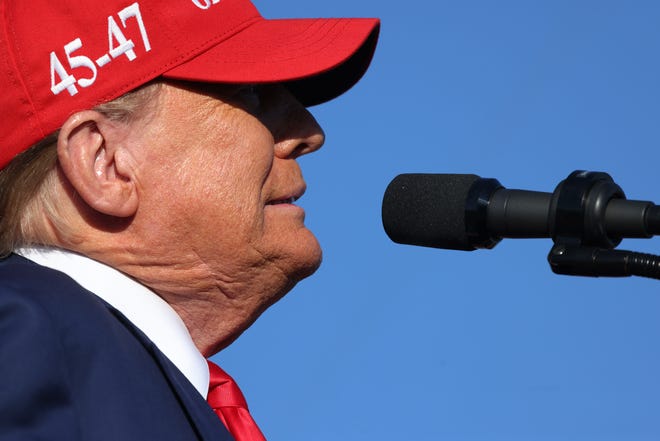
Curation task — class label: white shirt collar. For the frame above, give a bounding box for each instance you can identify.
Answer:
[15,246,210,398]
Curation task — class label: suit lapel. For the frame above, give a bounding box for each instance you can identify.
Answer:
[107,305,236,441]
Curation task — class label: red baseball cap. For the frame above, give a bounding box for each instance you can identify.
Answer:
[0,0,380,169]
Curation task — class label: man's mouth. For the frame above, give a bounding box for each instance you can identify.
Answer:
[266,184,305,206]
[267,197,298,205]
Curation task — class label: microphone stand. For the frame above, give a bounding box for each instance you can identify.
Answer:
[546,171,660,280]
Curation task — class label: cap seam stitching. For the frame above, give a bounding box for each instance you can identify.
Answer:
[213,19,340,60]
[213,20,351,65]
[245,19,338,56]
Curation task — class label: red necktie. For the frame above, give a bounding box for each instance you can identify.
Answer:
[207,360,267,441]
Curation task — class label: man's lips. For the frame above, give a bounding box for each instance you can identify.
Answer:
[266,185,306,206]
[267,196,298,205]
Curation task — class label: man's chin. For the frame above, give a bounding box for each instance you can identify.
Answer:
[293,232,323,278]
[294,248,322,281]
[275,226,322,275]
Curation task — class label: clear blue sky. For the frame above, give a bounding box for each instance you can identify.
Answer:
[212,1,660,440]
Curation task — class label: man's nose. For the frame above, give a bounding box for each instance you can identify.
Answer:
[270,87,326,160]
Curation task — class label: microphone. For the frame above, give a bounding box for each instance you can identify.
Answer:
[382,171,660,251]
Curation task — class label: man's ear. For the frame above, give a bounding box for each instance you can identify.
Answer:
[57,110,139,218]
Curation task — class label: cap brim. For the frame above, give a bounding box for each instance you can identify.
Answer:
[162,17,380,106]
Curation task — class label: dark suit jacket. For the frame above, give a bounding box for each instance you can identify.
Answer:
[0,254,234,441]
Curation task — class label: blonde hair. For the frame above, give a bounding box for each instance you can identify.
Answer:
[0,81,162,256]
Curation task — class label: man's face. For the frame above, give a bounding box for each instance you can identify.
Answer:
[128,81,325,310]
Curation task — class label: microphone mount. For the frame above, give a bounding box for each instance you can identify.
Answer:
[544,171,660,279]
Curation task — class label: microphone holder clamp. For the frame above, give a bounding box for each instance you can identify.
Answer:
[546,171,660,280]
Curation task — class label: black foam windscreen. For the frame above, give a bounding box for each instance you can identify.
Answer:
[381,174,480,250]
